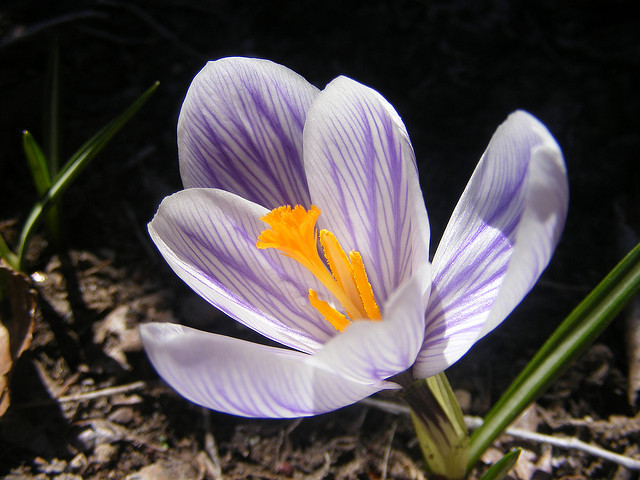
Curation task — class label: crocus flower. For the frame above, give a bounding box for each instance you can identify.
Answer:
[141,57,568,418]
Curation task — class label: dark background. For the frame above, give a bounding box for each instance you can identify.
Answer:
[1,0,639,476]
[2,0,639,401]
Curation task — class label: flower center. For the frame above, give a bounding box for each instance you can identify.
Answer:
[256,205,381,332]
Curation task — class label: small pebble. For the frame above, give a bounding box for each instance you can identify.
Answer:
[33,457,67,474]
[108,406,136,424]
[68,453,88,472]
[93,443,119,465]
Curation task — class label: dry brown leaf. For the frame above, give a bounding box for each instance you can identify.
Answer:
[0,259,38,416]
[93,304,143,371]
[625,297,640,407]
[615,200,640,407]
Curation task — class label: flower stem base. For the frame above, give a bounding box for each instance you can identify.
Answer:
[404,373,469,480]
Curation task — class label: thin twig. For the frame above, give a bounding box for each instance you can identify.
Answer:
[362,397,640,471]
[381,423,397,480]
[308,453,331,480]
[97,0,204,57]
[16,380,151,408]
[202,408,224,480]
[0,11,109,49]
[464,416,640,471]
[57,380,147,403]
[274,418,302,472]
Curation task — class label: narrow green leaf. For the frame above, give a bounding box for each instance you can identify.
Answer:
[22,131,62,247]
[467,241,640,471]
[0,233,19,271]
[54,81,159,184]
[15,81,160,270]
[478,448,521,480]
[22,131,52,196]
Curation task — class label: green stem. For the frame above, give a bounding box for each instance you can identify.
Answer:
[405,373,468,479]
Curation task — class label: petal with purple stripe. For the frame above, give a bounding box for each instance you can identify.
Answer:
[304,76,430,304]
[414,111,568,378]
[148,188,340,354]
[141,323,391,418]
[178,57,319,209]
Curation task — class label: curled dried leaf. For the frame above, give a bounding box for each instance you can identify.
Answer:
[0,259,38,416]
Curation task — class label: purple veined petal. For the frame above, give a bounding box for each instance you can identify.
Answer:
[178,57,319,209]
[148,188,341,354]
[316,262,431,384]
[140,323,393,418]
[303,76,430,305]
[414,110,568,379]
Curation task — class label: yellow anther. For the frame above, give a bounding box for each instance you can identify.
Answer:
[257,205,381,332]
[308,290,350,332]
[350,251,381,320]
[319,230,365,318]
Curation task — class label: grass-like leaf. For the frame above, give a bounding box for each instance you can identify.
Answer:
[22,131,61,246]
[15,81,160,270]
[22,131,52,196]
[478,448,521,480]
[467,241,640,472]
[0,234,19,271]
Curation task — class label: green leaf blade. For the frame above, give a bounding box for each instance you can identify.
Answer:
[0,233,20,270]
[22,131,52,196]
[15,81,159,270]
[54,80,160,185]
[22,131,63,248]
[467,241,640,472]
[478,448,521,480]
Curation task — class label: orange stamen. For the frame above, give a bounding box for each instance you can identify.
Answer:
[308,290,350,332]
[257,205,382,332]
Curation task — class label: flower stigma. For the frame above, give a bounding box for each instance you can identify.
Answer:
[257,205,381,332]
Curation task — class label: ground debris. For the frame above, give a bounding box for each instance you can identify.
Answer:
[92,304,142,371]
[624,295,640,408]
[75,418,130,451]
[0,260,37,416]
[124,455,206,480]
[33,456,67,475]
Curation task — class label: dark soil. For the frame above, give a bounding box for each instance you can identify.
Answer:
[1,1,639,479]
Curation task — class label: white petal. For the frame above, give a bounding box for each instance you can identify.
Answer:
[414,111,568,378]
[304,76,430,304]
[140,323,392,418]
[178,57,319,208]
[148,188,340,354]
[316,262,431,384]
